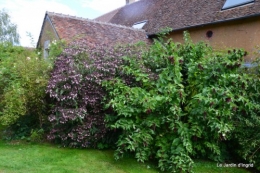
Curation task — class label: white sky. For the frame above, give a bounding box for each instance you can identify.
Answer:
[0,0,125,47]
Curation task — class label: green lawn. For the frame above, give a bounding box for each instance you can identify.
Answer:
[0,141,253,173]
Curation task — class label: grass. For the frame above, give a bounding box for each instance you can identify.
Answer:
[0,140,158,173]
[0,140,254,173]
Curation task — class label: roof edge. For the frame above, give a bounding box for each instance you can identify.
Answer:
[47,11,146,33]
[94,6,122,21]
[36,11,60,48]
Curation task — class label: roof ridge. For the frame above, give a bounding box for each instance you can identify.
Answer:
[46,11,145,32]
[94,6,122,19]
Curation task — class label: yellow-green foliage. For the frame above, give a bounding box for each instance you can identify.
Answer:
[0,43,52,126]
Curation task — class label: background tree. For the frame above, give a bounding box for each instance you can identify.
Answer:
[0,9,19,45]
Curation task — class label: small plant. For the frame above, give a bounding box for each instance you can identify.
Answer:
[47,39,66,63]
[30,128,44,142]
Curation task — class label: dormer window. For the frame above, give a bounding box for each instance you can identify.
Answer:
[132,20,147,29]
[222,0,254,10]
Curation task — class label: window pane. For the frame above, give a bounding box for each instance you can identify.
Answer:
[222,0,254,9]
[44,40,50,59]
[132,21,147,29]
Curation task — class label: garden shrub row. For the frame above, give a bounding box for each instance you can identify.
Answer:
[0,32,259,172]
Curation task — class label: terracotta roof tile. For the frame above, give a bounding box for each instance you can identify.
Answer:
[47,12,150,48]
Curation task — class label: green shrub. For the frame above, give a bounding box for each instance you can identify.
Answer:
[0,43,53,139]
[231,56,260,170]
[30,128,45,142]
[103,32,260,172]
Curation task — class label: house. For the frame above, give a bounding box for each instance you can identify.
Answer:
[37,12,149,58]
[96,0,260,62]
[37,0,260,62]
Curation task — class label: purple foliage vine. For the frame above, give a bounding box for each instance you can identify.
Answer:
[46,41,146,148]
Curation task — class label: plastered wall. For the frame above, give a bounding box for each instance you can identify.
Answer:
[38,18,59,49]
[168,16,260,62]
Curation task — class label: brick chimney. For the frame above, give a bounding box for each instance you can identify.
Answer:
[126,0,136,5]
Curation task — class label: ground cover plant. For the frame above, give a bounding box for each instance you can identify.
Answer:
[0,140,252,173]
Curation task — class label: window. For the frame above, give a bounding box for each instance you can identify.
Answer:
[206,31,213,38]
[222,0,254,10]
[132,21,147,29]
[44,40,50,59]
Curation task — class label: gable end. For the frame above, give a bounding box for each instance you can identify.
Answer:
[36,12,60,49]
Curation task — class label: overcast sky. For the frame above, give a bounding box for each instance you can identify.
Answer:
[0,0,125,47]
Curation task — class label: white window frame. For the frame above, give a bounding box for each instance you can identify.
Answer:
[222,0,254,10]
[132,20,147,29]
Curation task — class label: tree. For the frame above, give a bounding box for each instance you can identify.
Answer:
[0,9,19,45]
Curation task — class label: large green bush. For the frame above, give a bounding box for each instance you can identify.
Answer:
[232,56,260,171]
[0,43,53,139]
[103,32,260,172]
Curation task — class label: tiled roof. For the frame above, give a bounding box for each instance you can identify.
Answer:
[46,12,149,47]
[95,0,260,35]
